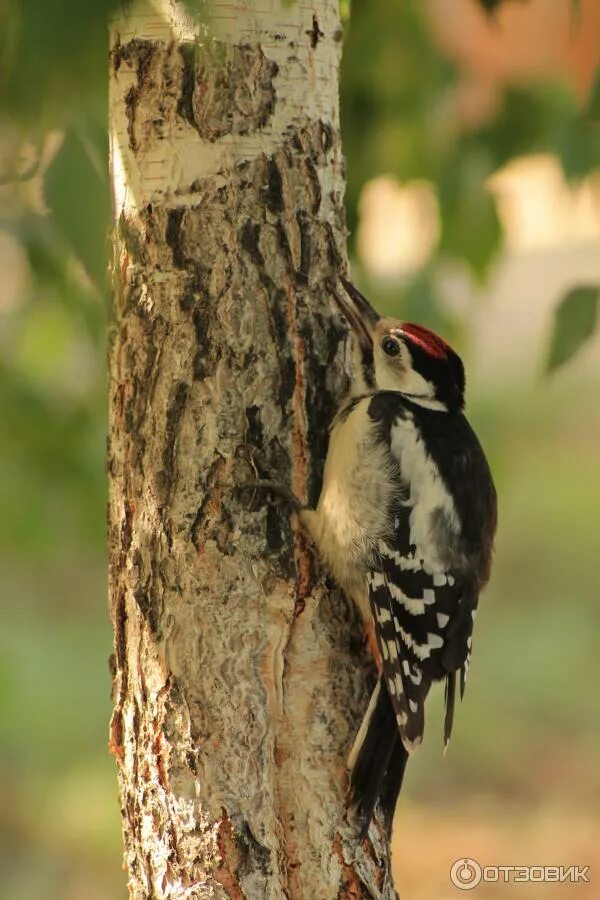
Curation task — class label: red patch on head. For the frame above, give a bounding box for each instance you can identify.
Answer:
[400,323,451,360]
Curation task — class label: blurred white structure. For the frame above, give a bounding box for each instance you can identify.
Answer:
[357,157,600,381]
[357,176,440,276]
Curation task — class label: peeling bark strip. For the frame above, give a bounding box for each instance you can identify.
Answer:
[108,2,396,898]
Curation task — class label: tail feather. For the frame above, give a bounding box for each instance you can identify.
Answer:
[379,732,408,835]
[349,677,409,837]
[444,670,456,748]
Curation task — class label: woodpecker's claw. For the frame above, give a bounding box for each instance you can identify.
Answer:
[236,445,303,512]
[236,443,270,474]
[240,478,303,513]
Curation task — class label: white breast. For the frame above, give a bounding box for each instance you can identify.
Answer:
[302,398,395,617]
[389,413,458,567]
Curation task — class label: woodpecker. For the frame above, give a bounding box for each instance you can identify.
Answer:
[248,278,497,835]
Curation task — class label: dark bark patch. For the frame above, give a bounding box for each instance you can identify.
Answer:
[192,307,212,380]
[297,311,347,505]
[275,221,293,271]
[278,354,296,412]
[114,590,128,671]
[111,35,122,72]
[177,42,278,141]
[112,37,155,75]
[325,224,344,270]
[120,499,135,566]
[179,292,195,313]
[308,15,324,49]
[320,120,334,155]
[264,157,284,214]
[177,42,197,129]
[186,750,199,775]
[266,285,289,345]
[295,211,311,285]
[265,505,284,553]
[117,39,157,151]
[240,219,264,267]
[165,208,186,269]
[303,157,322,214]
[235,822,272,880]
[160,381,189,496]
[245,405,264,448]
[304,367,332,504]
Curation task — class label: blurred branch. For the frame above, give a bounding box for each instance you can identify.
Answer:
[476,0,581,20]
[0,138,43,185]
[0,156,39,186]
[476,0,524,14]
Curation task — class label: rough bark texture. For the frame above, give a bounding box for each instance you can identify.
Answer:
[108,2,396,897]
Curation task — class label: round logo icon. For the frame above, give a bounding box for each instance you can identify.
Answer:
[450,858,482,890]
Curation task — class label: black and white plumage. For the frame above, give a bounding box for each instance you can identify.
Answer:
[297,279,497,835]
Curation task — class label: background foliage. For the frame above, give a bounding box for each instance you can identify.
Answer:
[0,1,599,897]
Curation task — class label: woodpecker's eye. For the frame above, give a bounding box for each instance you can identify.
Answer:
[381,337,401,357]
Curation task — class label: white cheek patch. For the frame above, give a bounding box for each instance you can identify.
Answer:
[374,344,436,397]
[400,368,436,398]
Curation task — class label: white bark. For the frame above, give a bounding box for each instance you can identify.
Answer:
[108,1,396,897]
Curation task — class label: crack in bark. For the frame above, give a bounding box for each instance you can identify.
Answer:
[159,381,190,503]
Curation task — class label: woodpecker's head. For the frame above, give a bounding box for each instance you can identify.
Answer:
[335,277,465,412]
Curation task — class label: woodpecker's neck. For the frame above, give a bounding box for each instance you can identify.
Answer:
[343,387,451,417]
[398,392,449,412]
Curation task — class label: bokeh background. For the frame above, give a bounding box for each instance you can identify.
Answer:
[1,1,599,898]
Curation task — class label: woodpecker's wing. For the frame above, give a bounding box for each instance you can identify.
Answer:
[367,531,475,752]
[360,391,497,756]
[364,392,495,752]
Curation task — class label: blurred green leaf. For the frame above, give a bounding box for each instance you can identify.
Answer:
[398,270,459,340]
[4,213,105,342]
[546,286,600,373]
[438,150,501,278]
[0,362,106,554]
[477,83,600,179]
[44,123,111,291]
[341,4,599,285]
[0,0,125,125]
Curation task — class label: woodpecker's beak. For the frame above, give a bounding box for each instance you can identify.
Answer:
[334,276,381,352]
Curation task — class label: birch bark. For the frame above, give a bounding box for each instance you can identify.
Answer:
[108,1,396,896]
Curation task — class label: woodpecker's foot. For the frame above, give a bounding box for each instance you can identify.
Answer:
[241,478,303,513]
[237,445,303,513]
[237,443,270,474]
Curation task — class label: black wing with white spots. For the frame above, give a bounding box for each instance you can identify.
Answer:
[366,392,496,753]
[367,536,475,751]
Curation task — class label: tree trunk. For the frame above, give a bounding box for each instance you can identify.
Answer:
[107,1,396,897]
